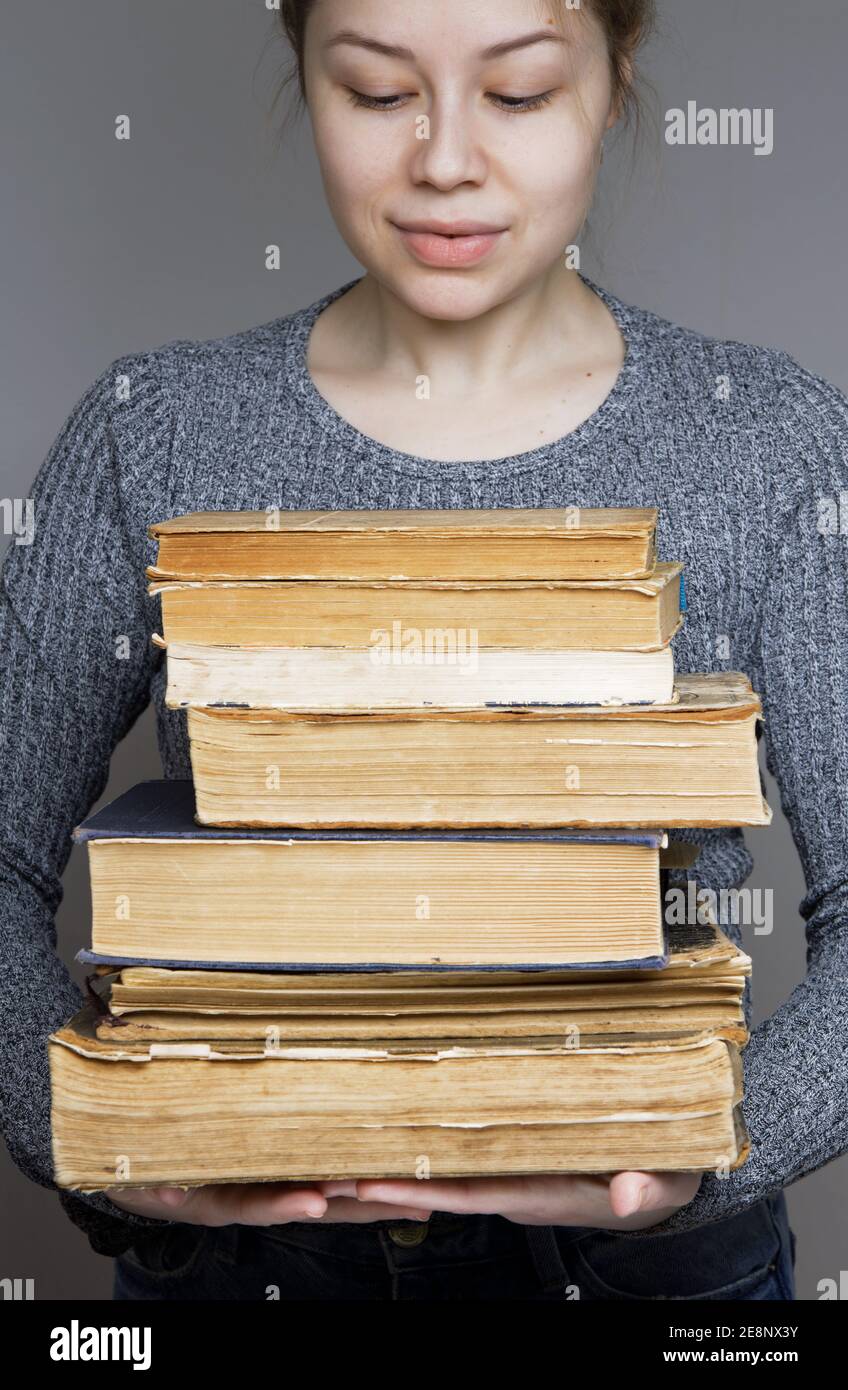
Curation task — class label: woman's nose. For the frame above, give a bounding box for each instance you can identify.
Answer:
[409,98,489,189]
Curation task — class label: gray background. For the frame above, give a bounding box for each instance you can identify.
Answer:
[1,0,845,1299]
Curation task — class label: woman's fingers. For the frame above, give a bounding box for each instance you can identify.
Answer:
[221,1188,432,1225]
[105,1183,328,1225]
[355,1171,704,1230]
[306,1197,433,1223]
[105,1171,702,1230]
[318,1180,360,1198]
[355,1173,615,1223]
[354,1176,517,1217]
[607,1170,703,1224]
[104,1183,431,1226]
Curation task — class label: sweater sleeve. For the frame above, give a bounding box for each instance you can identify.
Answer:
[0,357,179,1257]
[621,350,848,1239]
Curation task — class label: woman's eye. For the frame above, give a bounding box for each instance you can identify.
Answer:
[345,89,411,111]
[344,89,557,114]
[487,91,556,113]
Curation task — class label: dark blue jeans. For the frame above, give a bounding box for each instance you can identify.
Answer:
[113,1190,796,1301]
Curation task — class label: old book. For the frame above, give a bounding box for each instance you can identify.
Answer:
[147,507,658,582]
[91,919,750,1046]
[185,671,770,829]
[159,642,676,710]
[150,564,681,711]
[50,1004,749,1189]
[73,782,669,971]
[149,565,683,652]
[92,1000,747,1043]
[150,569,681,710]
[94,914,747,999]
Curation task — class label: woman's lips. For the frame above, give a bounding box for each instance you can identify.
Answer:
[394,225,505,267]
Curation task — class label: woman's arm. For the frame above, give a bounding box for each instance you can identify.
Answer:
[0,360,180,1256]
[617,349,848,1238]
[354,349,848,1238]
[0,356,451,1250]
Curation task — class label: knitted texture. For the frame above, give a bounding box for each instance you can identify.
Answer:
[1,273,846,1258]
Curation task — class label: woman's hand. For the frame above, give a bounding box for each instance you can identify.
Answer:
[330,1171,702,1231]
[104,1170,701,1230]
[104,1182,432,1226]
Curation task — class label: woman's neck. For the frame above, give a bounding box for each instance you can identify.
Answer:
[305,264,628,463]
[310,264,623,395]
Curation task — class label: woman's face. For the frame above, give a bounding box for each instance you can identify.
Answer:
[303,0,618,321]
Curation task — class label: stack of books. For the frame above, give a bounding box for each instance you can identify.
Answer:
[50,508,768,1193]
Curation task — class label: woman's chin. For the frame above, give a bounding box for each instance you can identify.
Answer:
[376,267,519,323]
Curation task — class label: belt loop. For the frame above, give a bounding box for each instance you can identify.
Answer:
[524,1225,570,1295]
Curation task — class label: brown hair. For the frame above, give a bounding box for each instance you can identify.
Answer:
[276,0,656,132]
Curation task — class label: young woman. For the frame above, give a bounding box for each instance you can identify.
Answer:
[3,0,845,1301]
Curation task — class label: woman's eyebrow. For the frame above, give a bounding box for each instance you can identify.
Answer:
[323,29,567,61]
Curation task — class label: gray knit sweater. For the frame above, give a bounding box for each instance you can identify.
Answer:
[2,273,847,1260]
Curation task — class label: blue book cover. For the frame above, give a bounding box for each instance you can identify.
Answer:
[77,944,669,974]
[73,780,668,849]
[75,781,669,975]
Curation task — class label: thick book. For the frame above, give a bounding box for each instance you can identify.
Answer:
[50,1004,749,1190]
[185,671,771,829]
[90,919,750,1046]
[73,781,669,971]
[147,507,659,583]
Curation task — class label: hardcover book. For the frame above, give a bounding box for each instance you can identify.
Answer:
[50,1006,749,1190]
[148,507,659,583]
[184,671,770,830]
[73,781,670,972]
